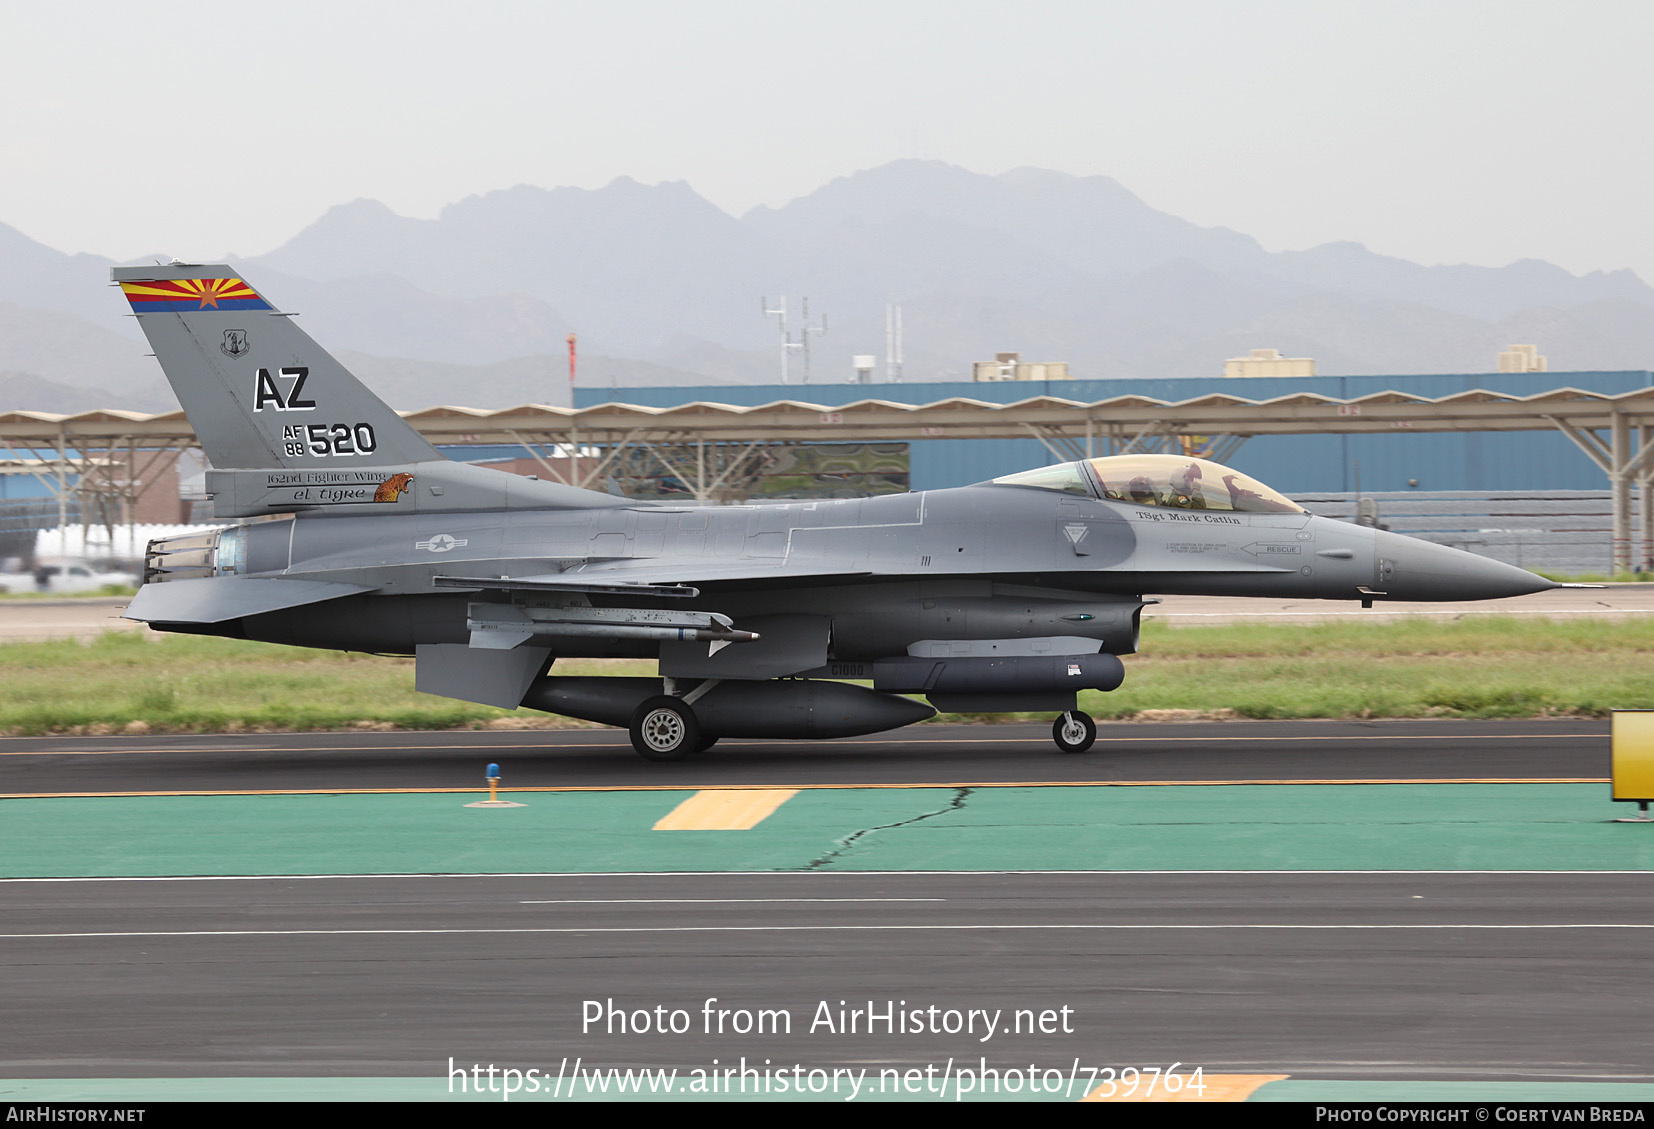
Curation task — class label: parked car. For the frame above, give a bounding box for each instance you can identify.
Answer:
[0,559,141,595]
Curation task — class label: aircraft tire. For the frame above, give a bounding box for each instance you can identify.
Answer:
[1052,710,1097,754]
[693,735,720,754]
[629,696,700,761]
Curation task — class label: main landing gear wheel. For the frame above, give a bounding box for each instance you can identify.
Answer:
[1052,710,1097,754]
[629,696,700,761]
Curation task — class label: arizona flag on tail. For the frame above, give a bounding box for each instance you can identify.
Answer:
[118,276,272,312]
[112,262,439,473]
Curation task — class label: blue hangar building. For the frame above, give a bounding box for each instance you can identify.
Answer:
[576,370,1654,496]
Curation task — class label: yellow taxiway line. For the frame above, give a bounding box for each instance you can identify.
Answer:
[652,789,801,830]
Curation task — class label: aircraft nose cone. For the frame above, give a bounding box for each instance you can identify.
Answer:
[1372,529,1558,601]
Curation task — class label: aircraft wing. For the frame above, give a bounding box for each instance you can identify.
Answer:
[124,577,376,624]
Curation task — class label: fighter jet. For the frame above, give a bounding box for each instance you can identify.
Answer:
[115,264,1556,759]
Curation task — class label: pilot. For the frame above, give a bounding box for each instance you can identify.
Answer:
[1168,462,1206,508]
[1128,475,1157,505]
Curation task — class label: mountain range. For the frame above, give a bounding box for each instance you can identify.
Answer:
[3,160,1651,414]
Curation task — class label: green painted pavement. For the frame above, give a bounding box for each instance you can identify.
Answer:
[0,1074,1073,1102]
[824,783,1654,872]
[2,784,1653,878]
[1251,1079,1654,1102]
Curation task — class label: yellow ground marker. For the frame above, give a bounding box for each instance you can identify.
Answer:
[1084,1073,1288,1102]
[653,789,799,830]
[1612,710,1654,819]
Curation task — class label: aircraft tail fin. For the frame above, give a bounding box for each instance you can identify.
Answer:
[112,264,441,471]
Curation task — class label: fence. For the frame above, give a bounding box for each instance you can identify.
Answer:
[1293,491,1636,574]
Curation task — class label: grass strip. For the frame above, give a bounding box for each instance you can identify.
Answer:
[0,617,1648,735]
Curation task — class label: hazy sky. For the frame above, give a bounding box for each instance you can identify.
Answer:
[3,0,1650,280]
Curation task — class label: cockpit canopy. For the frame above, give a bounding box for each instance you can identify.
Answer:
[989,454,1304,515]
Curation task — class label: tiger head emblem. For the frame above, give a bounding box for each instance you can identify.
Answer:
[374,472,414,503]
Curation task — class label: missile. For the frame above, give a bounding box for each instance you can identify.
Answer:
[466,602,760,649]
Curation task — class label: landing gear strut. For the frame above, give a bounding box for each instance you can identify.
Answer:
[1052,710,1097,754]
[629,696,700,761]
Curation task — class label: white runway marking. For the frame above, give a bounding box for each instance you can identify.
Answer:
[7,923,1654,939]
[517,897,945,904]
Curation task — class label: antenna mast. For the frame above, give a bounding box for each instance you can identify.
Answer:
[762,296,791,385]
[885,304,904,383]
[762,296,827,385]
[799,298,827,385]
[566,333,577,401]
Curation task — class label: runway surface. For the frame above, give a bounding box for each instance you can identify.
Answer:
[0,596,138,642]
[0,719,1611,796]
[4,871,1653,1083]
[3,719,1646,1098]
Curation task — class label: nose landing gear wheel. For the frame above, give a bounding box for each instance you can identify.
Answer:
[629,696,700,761]
[1052,710,1097,754]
